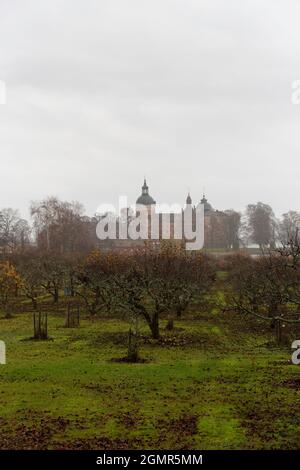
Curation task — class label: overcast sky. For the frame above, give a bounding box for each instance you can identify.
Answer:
[1,0,300,219]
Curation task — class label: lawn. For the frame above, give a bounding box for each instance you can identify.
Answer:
[0,305,300,450]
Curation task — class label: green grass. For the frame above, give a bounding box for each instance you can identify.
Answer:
[0,306,300,449]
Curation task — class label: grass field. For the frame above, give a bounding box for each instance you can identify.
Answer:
[0,304,300,450]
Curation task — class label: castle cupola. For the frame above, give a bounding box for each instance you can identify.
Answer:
[136,179,156,206]
[200,194,213,213]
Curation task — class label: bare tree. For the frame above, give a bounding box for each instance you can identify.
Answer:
[278,211,300,245]
[31,197,92,253]
[115,244,215,339]
[246,202,276,249]
[0,209,31,254]
[73,250,118,316]
[225,245,300,343]
[224,210,241,250]
[37,253,67,303]
[13,250,42,310]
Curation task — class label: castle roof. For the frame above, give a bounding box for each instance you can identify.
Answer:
[200,194,213,213]
[136,179,156,206]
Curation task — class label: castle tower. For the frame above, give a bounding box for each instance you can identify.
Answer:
[200,193,213,213]
[136,179,156,214]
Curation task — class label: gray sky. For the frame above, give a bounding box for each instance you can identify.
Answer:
[1,0,300,219]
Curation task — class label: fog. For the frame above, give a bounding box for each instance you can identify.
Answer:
[1,0,300,218]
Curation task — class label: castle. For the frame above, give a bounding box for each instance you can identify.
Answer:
[98,180,239,250]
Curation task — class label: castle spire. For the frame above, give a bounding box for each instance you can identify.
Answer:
[186,192,192,205]
[136,178,156,206]
[142,178,149,195]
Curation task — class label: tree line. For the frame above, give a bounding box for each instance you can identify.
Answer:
[1,196,300,253]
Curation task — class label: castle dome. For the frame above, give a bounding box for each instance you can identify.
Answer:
[200,194,213,213]
[136,179,156,206]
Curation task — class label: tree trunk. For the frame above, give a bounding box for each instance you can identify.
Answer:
[275,319,282,344]
[166,319,174,331]
[268,302,278,318]
[176,305,183,318]
[127,328,139,362]
[54,288,59,303]
[150,313,160,339]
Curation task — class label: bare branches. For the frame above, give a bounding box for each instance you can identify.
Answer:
[226,240,300,329]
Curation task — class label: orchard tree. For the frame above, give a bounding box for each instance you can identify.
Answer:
[154,243,215,319]
[63,253,85,297]
[116,244,215,339]
[37,254,67,303]
[226,253,289,319]
[0,262,23,317]
[13,250,42,310]
[74,250,120,316]
[225,247,300,343]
